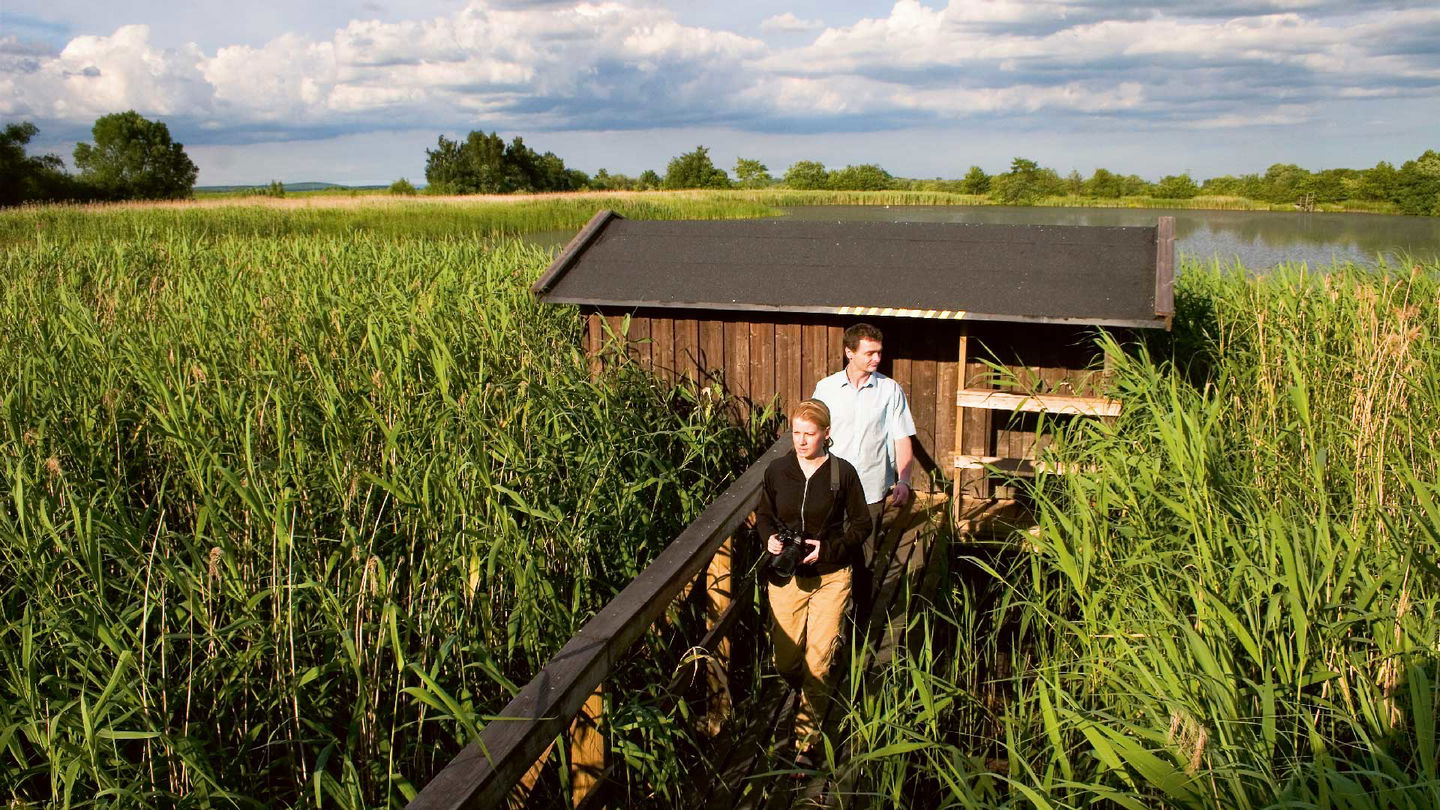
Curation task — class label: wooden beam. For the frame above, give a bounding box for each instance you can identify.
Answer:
[952,454,1082,475]
[956,389,1122,417]
[1155,215,1176,322]
[951,328,970,522]
[407,436,790,810]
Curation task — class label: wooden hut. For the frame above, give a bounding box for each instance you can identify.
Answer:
[534,210,1174,527]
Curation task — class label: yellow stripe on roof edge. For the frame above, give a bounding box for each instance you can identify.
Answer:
[832,306,970,320]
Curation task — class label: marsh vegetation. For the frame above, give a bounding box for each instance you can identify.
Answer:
[2,196,1437,808]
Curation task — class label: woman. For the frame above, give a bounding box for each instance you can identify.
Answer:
[755,399,871,768]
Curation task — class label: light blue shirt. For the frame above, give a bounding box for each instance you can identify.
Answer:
[812,370,916,504]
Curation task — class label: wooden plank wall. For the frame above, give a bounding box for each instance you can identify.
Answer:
[585,310,1111,495]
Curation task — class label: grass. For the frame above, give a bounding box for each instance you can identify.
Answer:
[0,201,772,806]
[826,258,1440,808]
[0,192,778,248]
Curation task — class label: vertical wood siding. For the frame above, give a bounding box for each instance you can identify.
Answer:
[583,310,1109,495]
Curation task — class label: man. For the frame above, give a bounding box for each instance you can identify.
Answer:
[810,323,915,614]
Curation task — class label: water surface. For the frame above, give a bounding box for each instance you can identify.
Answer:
[529,205,1440,271]
[778,205,1440,270]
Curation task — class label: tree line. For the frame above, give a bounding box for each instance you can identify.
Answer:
[420,135,1439,216]
[4,114,1437,216]
[2,112,198,206]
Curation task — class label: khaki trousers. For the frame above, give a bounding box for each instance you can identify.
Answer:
[768,568,852,747]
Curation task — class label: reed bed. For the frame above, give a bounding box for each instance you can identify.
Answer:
[832,258,1440,808]
[0,208,766,806]
[0,194,777,248]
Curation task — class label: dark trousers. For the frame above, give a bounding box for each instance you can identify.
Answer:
[852,499,888,616]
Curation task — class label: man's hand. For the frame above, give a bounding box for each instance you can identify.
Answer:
[767,534,783,555]
[891,480,912,506]
[801,538,821,565]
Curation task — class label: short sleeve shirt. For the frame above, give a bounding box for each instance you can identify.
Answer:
[812,371,916,503]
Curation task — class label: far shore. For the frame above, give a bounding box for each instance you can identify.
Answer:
[50,187,1403,217]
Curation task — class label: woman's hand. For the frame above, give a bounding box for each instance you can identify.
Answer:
[767,534,783,555]
[801,538,820,565]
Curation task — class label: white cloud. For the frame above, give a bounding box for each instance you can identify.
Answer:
[1,0,1437,153]
[1,24,212,120]
[4,1,766,131]
[760,13,824,33]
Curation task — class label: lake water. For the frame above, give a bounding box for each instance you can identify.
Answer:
[777,206,1440,270]
[534,205,1440,270]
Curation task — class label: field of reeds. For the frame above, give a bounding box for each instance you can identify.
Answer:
[0,193,777,246]
[0,200,776,806]
[832,258,1440,809]
[5,192,1438,808]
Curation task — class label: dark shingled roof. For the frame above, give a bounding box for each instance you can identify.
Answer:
[534,211,1174,329]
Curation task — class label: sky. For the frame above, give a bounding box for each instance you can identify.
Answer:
[2,0,1437,186]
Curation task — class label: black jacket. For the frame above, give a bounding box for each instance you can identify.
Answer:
[755,452,871,576]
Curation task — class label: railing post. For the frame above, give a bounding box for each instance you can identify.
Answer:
[703,531,737,735]
[510,741,550,808]
[569,686,605,807]
[502,684,607,809]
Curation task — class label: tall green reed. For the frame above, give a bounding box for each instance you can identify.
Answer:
[0,219,760,806]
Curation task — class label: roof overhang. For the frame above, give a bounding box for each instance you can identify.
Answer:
[535,210,1175,330]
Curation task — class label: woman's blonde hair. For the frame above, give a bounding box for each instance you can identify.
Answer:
[790,398,832,431]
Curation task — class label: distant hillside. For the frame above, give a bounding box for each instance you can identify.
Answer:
[195,182,389,193]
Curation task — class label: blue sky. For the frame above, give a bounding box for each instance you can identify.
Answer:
[2,0,1437,186]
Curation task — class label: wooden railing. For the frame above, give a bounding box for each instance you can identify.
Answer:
[408,436,790,810]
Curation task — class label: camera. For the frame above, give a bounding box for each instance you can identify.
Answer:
[771,527,808,580]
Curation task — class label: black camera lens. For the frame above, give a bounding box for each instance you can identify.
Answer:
[771,529,806,580]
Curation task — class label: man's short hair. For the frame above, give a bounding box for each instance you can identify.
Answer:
[790,398,832,430]
[843,323,884,351]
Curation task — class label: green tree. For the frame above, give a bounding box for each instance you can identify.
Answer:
[424,131,580,194]
[638,169,661,190]
[828,163,893,191]
[1153,173,1199,199]
[663,146,730,189]
[388,178,418,196]
[1304,168,1356,204]
[1259,163,1311,203]
[1065,169,1084,196]
[1395,150,1440,216]
[589,169,638,191]
[959,165,990,194]
[1201,173,1262,199]
[423,135,467,193]
[463,131,510,193]
[1356,161,1399,202]
[783,160,829,190]
[1084,168,1123,198]
[72,111,198,200]
[992,157,1062,205]
[734,158,773,189]
[0,121,76,206]
[1118,174,1154,197]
